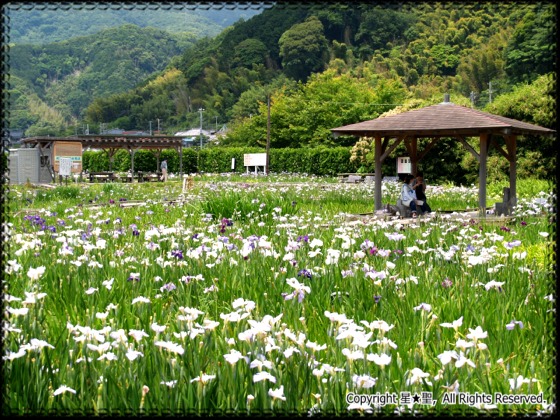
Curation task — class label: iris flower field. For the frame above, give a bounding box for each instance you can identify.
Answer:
[2,174,555,416]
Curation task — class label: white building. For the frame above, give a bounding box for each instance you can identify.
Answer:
[175,129,216,147]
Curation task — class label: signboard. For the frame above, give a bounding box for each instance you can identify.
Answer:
[53,141,83,173]
[59,158,72,176]
[244,153,267,167]
[244,153,267,174]
[397,156,411,174]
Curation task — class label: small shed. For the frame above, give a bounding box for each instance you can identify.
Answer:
[8,148,53,184]
[331,95,556,215]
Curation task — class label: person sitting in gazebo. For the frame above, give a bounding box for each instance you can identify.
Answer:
[412,172,432,213]
[400,174,429,218]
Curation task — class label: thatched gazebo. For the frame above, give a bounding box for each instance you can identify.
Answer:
[331,95,555,216]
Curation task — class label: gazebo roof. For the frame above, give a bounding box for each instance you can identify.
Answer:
[331,101,556,138]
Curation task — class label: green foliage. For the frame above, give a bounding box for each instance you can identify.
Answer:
[200,189,299,221]
[504,5,555,84]
[485,74,555,128]
[209,5,310,71]
[455,28,509,96]
[485,74,556,181]
[82,147,359,176]
[8,25,190,133]
[6,7,255,45]
[354,5,416,59]
[225,69,406,148]
[232,38,269,68]
[278,16,330,82]
[274,147,360,176]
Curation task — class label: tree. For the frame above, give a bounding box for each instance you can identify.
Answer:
[232,38,268,68]
[504,6,555,84]
[278,16,329,82]
[224,68,406,148]
[484,74,555,180]
[455,29,509,95]
[354,6,416,59]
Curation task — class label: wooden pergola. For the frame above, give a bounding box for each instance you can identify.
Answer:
[331,96,556,216]
[21,134,185,178]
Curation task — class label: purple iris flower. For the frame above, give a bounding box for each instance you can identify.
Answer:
[297,269,313,279]
[441,278,453,288]
[171,249,184,259]
[161,283,177,292]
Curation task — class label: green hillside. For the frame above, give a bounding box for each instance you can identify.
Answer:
[7,24,196,134]
[4,5,262,45]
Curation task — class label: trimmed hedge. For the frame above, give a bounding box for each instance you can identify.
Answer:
[82,147,362,176]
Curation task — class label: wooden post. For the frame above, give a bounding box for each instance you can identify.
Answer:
[410,136,418,175]
[374,135,382,211]
[505,134,517,211]
[478,133,490,216]
[130,149,135,174]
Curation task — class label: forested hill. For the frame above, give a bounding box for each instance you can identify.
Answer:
[5,5,262,45]
[83,2,554,137]
[8,24,196,132]
[7,2,555,145]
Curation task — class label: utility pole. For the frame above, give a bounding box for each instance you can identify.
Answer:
[199,108,205,148]
[266,94,271,175]
[470,91,476,108]
[215,116,218,132]
[157,118,160,133]
[488,82,493,104]
[149,121,152,136]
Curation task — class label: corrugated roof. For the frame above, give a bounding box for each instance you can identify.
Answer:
[23,135,184,150]
[175,129,212,137]
[331,102,555,138]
